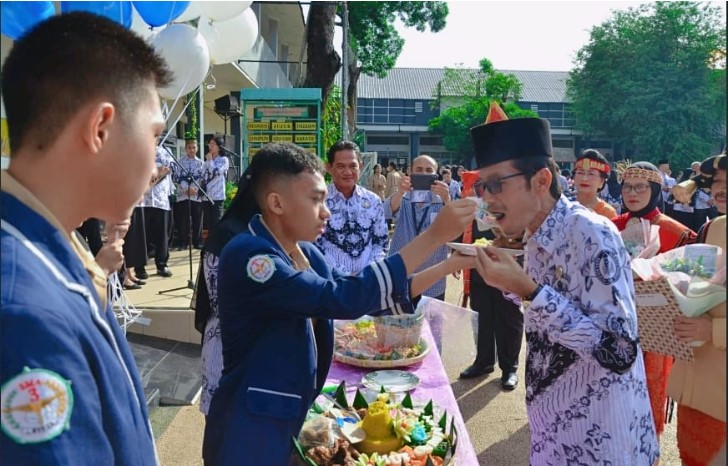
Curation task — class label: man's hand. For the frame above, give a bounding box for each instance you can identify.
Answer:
[673,314,712,343]
[95,239,125,276]
[398,175,412,193]
[431,180,450,203]
[205,152,212,161]
[426,198,476,243]
[474,246,536,297]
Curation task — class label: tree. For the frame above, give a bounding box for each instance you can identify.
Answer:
[301,2,449,130]
[428,59,538,162]
[567,2,726,168]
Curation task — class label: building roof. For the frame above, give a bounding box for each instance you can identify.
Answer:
[356,67,570,103]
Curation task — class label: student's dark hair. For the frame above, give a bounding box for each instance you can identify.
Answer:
[511,156,562,200]
[388,161,398,170]
[249,143,325,206]
[576,149,610,190]
[326,140,360,165]
[561,169,571,178]
[1,12,171,153]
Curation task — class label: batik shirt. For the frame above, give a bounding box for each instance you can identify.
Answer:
[316,184,389,275]
[522,195,659,465]
[142,145,174,211]
[173,156,204,203]
[384,191,446,298]
[202,155,230,201]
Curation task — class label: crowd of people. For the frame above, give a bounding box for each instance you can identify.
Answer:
[1,13,725,466]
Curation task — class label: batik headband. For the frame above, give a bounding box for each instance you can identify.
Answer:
[623,167,663,185]
[574,158,610,175]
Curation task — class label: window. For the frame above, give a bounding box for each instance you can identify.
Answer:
[530,104,539,112]
[415,102,423,113]
[367,135,410,146]
[420,136,444,146]
[552,139,574,148]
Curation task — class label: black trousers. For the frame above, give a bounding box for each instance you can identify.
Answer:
[174,200,203,247]
[142,207,170,270]
[470,276,524,374]
[203,200,225,231]
[124,207,148,269]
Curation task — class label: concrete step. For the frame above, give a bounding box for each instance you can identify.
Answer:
[127,333,202,410]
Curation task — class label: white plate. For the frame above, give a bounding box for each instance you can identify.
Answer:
[361,370,420,393]
[447,242,523,257]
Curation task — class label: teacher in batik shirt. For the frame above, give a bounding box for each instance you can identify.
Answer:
[469,105,659,465]
[202,135,230,230]
[612,161,696,439]
[316,141,389,275]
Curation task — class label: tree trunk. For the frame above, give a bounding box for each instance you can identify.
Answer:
[301,2,341,108]
[346,44,360,138]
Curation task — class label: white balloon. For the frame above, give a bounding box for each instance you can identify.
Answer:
[198,9,258,65]
[151,24,210,100]
[199,1,252,22]
[174,1,201,23]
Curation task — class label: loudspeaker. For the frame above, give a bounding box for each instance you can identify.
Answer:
[214,94,240,115]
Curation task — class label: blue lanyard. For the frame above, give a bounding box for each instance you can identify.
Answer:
[411,202,430,235]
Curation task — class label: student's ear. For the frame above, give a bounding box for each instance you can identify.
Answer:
[325,163,334,176]
[81,102,116,154]
[267,191,285,215]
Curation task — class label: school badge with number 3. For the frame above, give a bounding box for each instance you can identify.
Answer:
[1,367,74,444]
[247,255,276,283]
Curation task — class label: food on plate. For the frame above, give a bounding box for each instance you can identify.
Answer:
[297,385,455,466]
[473,238,491,247]
[335,317,425,362]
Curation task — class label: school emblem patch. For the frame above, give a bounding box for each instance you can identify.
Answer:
[246,255,275,283]
[1,367,73,444]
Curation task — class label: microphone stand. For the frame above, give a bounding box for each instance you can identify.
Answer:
[158,154,214,295]
[219,146,241,184]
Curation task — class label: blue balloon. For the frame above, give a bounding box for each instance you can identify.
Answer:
[60,1,132,28]
[133,1,190,28]
[0,1,55,40]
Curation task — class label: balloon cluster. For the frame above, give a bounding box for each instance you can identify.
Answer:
[1,1,259,101]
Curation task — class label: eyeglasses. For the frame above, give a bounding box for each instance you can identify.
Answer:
[475,169,538,195]
[621,183,651,194]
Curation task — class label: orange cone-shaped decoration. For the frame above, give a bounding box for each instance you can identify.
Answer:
[484,101,509,124]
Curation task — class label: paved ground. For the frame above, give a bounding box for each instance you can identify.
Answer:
[150,273,681,465]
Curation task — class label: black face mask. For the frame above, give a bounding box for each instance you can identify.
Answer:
[626,182,662,218]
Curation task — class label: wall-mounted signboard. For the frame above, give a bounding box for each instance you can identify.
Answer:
[241,88,322,168]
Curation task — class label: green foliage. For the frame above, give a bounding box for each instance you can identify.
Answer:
[567,2,726,168]
[183,92,198,141]
[347,2,448,78]
[429,60,537,158]
[321,84,342,151]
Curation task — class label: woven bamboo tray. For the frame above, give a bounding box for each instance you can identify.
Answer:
[333,339,430,369]
[634,277,694,362]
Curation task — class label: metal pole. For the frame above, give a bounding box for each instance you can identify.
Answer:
[340,1,349,141]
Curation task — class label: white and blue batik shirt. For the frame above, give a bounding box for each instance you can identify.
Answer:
[521,195,659,465]
[173,156,204,203]
[202,156,229,202]
[142,145,174,211]
[315,184,389,275]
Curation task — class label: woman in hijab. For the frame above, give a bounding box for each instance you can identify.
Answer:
[194,164,259,416]
[612,161,697,439]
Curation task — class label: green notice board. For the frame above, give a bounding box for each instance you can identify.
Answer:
[241,88,322,168]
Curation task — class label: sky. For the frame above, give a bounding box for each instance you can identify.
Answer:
[391,1,727,72]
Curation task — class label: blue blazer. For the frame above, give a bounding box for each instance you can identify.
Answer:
[203,215,413,465]
[1,193,157,465]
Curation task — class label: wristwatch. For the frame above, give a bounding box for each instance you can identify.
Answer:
[521,284,543,308]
